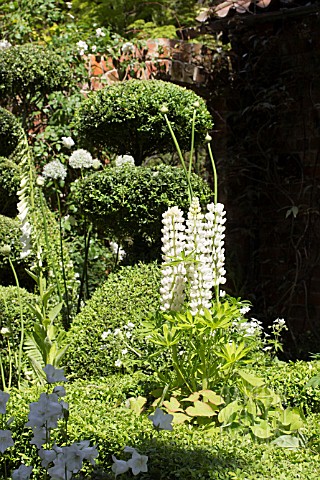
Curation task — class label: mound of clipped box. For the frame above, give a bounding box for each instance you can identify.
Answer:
[65,262,161,379]
[0,157,20,216]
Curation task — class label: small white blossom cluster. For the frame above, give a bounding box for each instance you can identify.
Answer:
[42,160,67,181]
[112,446,148,477]
[69,149,94,169]
[101,322,136,368]
[234,317,263,338]
[77,40,88,56]
[115,154,135,168]
[17,175,32,259]
[95,27,106,38]
[160,197,226,315]
[0,39,11,49]
[61,136,75,149]
[122,42,135,54]
[160,206,187,311]
[109,241,126,261]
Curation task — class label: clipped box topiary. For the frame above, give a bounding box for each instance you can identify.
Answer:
[0,157,20,216]
[65,262,161,380]
[73,79,213,164]
[69,164,212,263]
[0,107,23,158]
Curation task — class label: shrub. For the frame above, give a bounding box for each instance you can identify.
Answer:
[0,107,23,158]
[73,79,213,164]
[0,285,38,386]
[70,164,212,263]
[0,157,20,216]
[65,262,161,379]
[0,44,72,106]
[4,377,320,479]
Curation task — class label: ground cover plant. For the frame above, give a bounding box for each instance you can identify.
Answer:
[0,5,320,479]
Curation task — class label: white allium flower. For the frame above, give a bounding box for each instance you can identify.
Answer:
[96,28,106,37]
[42,159,67,180]
[61,136,75,149]
[121,42,134,54]
[0,429,14,453]
[115,154,135,168]
[92,158,102,169]
[69,149,93,169]
[148,408,173,431]
[11,464,33,480]
[77,40,88,56]
[0,39,11,49]
[160,205,186,311]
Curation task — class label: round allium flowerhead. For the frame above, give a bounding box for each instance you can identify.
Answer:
[115,155,135,168]
[42,160,67,181]
[69,149,93,169]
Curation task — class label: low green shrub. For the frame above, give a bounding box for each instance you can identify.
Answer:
[0,44,72,105]
[73,79,213,164]
[0,214,34,288]
[70,164,212,263]
[255,359,320,414]
[65,262,161,379]
[0,285,38,387]
[0,107,22,158]
[0,157,20,216]
[4,376,320,480]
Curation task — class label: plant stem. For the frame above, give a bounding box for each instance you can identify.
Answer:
[8,258,23,390]
[188,109,196,180]
[56,189,70,328]
[207,142,218,205]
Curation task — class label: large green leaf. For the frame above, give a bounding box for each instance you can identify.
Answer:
[186,401,216,417]
[237,369,265,387]
[218,400,241,425]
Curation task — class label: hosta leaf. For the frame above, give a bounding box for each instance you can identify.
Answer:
[171,412,191,424]
[237,369,265,387]
[199,390,224,406]
[186,401,216,417]
[250,420,273,439]
[127,396,147,415]
[218,400,241,424]
[163,397,183,413]
[271,435,301,449]
[181,392,199,402]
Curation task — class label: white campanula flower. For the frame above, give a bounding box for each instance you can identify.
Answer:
[148,408,173,431]
[43,364,67,384]
[0,429,14,453]
[61,136,75,149]
[69,149,93,169]
[38,447,57,468]
[121,42,134,54]
[112,455,129,476]
[115,154,135,168]
[30,426,47,448]
[42,159,67,180]
[128,451,148,476]
[76,440,99,465]
[0,39,11,49]
[96,27,106,37]
[77,40,88,56]
[11,464,33,480]
[0,391,9,414]
[160,205,186,311]
[115,359,122,368]
[25,393,63,429]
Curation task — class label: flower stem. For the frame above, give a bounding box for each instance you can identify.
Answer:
[8,257,23,390]
[207,142,218,205]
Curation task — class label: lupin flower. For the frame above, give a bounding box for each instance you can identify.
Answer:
[160,206,186,311]
[185,197,213,316]
[205,202,226,288]
[17,176,32,259]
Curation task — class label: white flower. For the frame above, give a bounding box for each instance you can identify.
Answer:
[61,136,75,149]
[148,408,173,431]
[69,149,93,169]
[38,448,57,468]
[128,451,148,476]
[92,45,97,52]
[0,39,11,49]
[76,441,99,466]
[0,429,14,453]
[0,391,9,414]
[42,159,67,180]
[92,158,102,169]
[53,386,66,397]
[11,464,33,480]
[43,364,67,384]
[122,42,134,54]
[96,28,106,37]
[121,348,128,355]
[112,455,130,476]
[30,426,47,448]
[36,176,45,186]
[115,359,122,368]
[25,393,63,429]
[109,241,126,260]
[101,330,111,340]
[77,40,88,56]
[62,444,85,472]
[240,306,250,315]
[115,155,135,168]
[114,328,121,336]
[125,331,132,339]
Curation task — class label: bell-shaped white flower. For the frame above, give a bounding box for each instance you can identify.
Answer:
[11,464,33,480]
[0,429,14,453]
[43,364,67,384]
[112,455,130,476]
[148,407,173,431]
[0,391,10,414]
[128,451,148,476]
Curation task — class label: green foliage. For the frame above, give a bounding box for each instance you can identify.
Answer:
[0,158,20,216]
[0,215,34,288]
[0,285,38,387]
[0,44,72,106]
[69,164,212,262]
[73,79,213,164]
[3,377,320,479]
[65,262,161,379]
[0,107,23,158]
